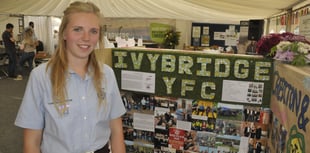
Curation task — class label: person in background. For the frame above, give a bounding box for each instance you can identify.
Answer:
[1,23,17,78]
[246,40,257,54]
[22,21,42,52]
[29,21,34,28]
[15,1,126,153]
[28,21,37,39]
[15,28,38,80]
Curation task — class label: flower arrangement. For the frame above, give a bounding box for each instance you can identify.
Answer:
[162,29,180,49]
[256,32,310,66]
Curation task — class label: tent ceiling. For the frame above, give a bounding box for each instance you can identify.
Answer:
[0,0,307,24]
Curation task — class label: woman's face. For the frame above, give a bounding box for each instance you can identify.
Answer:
[63,12,100,62]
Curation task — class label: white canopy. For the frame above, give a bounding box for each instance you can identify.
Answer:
[1,0,309,53]
[0,0,306,24]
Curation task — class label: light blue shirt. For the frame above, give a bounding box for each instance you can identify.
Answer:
[15,62,126,153]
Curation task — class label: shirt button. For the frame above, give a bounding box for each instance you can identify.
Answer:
[82,96,86,100]
[84,116,87,120]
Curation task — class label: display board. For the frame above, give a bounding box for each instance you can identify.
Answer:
[191,23,240,50]
[112,48,274,152]
[269,61,310,153]
[112,48,273,106]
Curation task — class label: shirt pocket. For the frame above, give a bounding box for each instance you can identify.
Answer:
[44,97,80,124]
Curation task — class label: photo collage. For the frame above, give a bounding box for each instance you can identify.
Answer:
[121,91,272,153]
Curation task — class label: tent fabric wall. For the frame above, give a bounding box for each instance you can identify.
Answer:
[1,0,309,53]
[0,0,305,24]
[0,15,20,37]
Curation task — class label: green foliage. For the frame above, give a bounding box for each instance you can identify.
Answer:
[268,46,278,57]
[162,30,180,49]
[292,54,307,66]
[290,42,299,52]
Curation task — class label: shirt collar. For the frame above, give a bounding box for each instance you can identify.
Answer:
[68,66,93,81]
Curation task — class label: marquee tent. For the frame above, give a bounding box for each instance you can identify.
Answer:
[0,0,308,24]
[1,0,309,53]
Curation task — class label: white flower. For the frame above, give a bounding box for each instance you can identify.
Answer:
[276,41,291,51]
[297,42,310,54]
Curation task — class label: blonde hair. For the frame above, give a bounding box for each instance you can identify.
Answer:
[23,28,36,47]
[47,1,105,115]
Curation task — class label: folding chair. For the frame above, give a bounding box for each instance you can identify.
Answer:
[0,51,8,79]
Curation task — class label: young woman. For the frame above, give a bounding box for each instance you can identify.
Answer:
[15,27,37,80]
[15,1,126,153]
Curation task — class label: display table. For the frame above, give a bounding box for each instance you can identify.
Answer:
[269,61,310,153]
[34,52,50,66]
[0,47,7,66]
[0,47,8,79]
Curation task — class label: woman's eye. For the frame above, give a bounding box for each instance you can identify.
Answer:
[73,27,82,32]
[90,29,99,34]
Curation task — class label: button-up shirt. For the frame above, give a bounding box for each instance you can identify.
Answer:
[15,62,126,153]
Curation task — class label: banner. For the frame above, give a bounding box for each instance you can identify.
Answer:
[269,61,310,153]
[112,48,273,106]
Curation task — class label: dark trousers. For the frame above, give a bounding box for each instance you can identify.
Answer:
[94,143,110,153]
[17,51,35,76]
[6,49,17,77]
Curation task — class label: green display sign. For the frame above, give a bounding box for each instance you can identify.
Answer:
[112,48,273,106]
[150,23,172,44]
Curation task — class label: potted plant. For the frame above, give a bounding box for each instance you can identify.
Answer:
[162,29,180,49]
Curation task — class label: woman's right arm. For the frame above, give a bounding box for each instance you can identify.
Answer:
[19,43,25,50]
[23,128,43,153]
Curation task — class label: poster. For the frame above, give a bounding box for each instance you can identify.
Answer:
[221,80,264,104]
[225,28,238,46]
[203,26,209,35]
[168,128,185,150]
[192,26,201,38]
[201,35,210,46]
[214,32,226,40]
[121,70,155,93]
